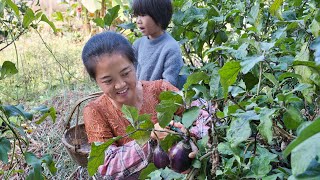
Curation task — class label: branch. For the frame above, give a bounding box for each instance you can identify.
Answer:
[0,114,27,154]
[35,29,83,82]
[0,19,26,52]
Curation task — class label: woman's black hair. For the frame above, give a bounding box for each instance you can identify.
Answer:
[132,0,173,30]
[81,31,136,80]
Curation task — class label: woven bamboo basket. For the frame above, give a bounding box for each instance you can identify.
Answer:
[61,92,103,167]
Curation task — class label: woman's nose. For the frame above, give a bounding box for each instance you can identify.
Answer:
[115,79,126,89]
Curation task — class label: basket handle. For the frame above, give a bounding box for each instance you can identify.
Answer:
[64,91,103,150]
[64,91,103,130]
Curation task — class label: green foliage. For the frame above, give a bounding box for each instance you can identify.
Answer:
[93,5,121,30]
[3,0,320,179]
[25,152,57,180]
[88,105,154,176]
[0,61,18,80]
[284,117,320,157]
[0,137,10,163]
[0,1,58,179]
[88,137,121,176]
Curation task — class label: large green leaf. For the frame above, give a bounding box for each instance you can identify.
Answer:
[40,14,57,33]
[139,163,157,179]
[0,61,18,80]
[258,108,276,144]
[0,1,4,18]
[269,0,283,17]
[248,146,277,178]
[25,152,43,180]
[284,116,320,157]
[93,17,105,28]
[264,73,279,88]
[243,72,259,90]
[215,30,228,45]
[209,69,221,97]
[88,137,121,176]
[294,43,314,84]
[227,111,259,147]
[290,133,320,177]
[128,118,153,146]
[104,5,120,27]
[240,55,264,74]
[183,71,210,90]
[227,117,252,147]
[218,61,241,98]
[182,106,200,128]
[22,7,35,28]
[3,104,33,120]
[122,105,139,127]
[5,0,19,16]
[283,105,304,130]
[0,137,11,164]
[156,100,180,128]
[310,19,320,37]
[157,91,183,128]
[278,72,302,81]
[295,157,320,178]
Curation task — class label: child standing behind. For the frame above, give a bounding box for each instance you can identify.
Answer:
[132,0,186,89]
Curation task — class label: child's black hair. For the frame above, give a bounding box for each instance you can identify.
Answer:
[82,31,136,80]
[132,0,173,30]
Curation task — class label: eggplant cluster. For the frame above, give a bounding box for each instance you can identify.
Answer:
[153,140,193,173]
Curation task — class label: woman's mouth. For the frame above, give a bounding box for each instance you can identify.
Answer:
[117,88,128,95]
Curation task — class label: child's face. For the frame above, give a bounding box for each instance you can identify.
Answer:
[94,53,138,107]
[136,15,163,39]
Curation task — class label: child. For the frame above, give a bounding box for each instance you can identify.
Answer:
[132,0,186,89]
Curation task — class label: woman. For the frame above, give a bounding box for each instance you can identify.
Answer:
[81,31,198,179]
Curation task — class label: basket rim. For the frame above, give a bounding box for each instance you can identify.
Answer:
[61,123,90,154]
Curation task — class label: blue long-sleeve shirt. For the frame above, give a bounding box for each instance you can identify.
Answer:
[133,32,186,89]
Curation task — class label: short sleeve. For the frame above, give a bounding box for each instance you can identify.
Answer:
[83,104,113,143]
[159,80,179,92]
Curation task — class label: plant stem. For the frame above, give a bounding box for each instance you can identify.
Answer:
[0,115,26,155]
[34,29,82,83]
[256,62,263,95]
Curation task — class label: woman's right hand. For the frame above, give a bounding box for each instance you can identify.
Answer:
[151,123,170,140]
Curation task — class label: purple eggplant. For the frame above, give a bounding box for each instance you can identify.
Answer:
[168,140,192,173]
[153,144,170,169]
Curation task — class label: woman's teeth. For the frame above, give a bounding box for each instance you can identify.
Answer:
[118,89,127,94]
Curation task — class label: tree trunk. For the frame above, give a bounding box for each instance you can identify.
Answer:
[101,0,106,18]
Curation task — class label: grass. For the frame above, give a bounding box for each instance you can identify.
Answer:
[0,29,100,179]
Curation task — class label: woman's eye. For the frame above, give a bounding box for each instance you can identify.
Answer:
[122,72,129,76]
[103,80,112,84]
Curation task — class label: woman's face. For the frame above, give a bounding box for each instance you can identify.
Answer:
[94,53,137,106]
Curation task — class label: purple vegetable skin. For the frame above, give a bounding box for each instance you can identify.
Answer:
[153,144,170,169]
[168,140,192,173]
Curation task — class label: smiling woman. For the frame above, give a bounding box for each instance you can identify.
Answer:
[80,31,198,179]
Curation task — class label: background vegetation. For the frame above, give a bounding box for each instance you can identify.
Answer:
[1,0,320,179]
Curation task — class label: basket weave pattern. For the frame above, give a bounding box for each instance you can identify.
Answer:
[61,92,103,167]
